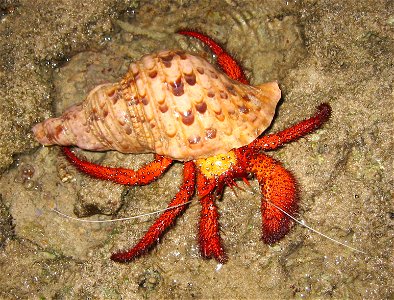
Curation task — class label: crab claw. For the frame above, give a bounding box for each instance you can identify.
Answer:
[249,153,297,243]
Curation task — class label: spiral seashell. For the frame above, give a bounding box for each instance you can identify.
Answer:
[33,50,281,161]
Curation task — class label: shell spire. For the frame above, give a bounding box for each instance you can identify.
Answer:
[33,50,281,161]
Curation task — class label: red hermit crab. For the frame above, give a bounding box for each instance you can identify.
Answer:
[32,30,331,263]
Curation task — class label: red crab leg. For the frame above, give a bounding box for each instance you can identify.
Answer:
[253,103,332,151]
[199,193,227,263]
[62,147,173,186]
[241,151,298,244]
[177,29,249,84]
[111,161,196,262]
[196,171,227,263]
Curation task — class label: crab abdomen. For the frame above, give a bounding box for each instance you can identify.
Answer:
[33,50,281,161]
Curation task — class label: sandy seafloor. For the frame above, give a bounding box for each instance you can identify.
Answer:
[0,0,393,299]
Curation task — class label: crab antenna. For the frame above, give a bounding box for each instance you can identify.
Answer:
[244,185,367,255]
[51,200,194,223]
[266,200,367,255]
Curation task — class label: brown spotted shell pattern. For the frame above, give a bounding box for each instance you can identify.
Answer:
[33,50,281,161]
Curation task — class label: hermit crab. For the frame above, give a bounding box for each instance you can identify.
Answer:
[32,30,331,263]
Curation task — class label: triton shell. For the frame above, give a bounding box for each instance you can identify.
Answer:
[33,50,281,161]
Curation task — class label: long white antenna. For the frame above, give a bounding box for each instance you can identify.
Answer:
[244,187,366,254]
[52,200,193,223]
[52,183,366,255]
[266,199,366,254]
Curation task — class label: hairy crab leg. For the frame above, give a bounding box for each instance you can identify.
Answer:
[235,104,330,243]
[199,193,228,263]
[111,161,196,262]
[178,30,251,263]
[253,103,332,151]
[62,147,173,186]
[240,151,298,243]
[196,170,227,263]
[177,29,249,84]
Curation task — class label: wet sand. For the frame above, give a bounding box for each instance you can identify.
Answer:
[0,0,392,299]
